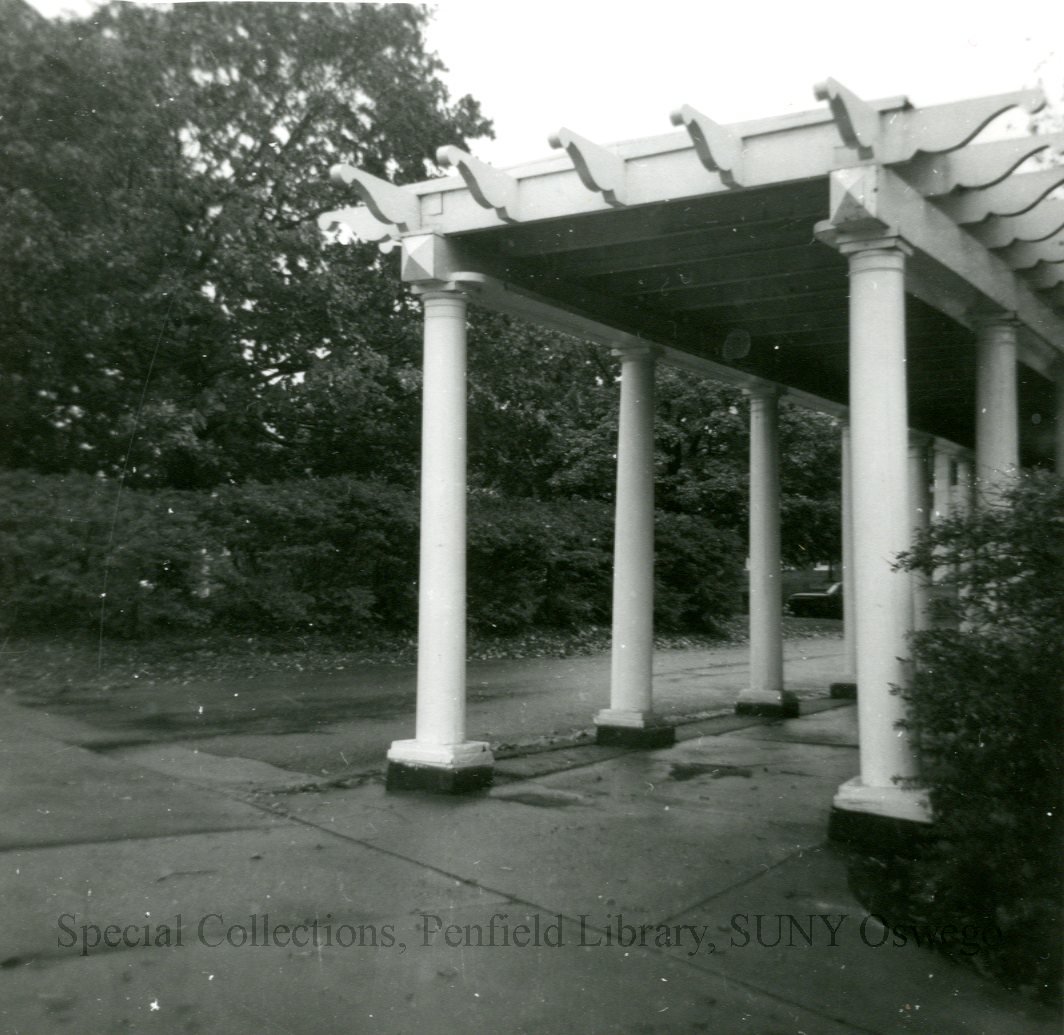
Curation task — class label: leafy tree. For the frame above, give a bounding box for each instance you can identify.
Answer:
[0,1,490,487]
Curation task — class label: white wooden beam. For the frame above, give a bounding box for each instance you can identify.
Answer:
[895,133,1064,196]
[967,198,1064,248]
[330,164,421,232]
[669,105,746,187]
[934,167,1064,224]
[816,164,1064,356]
[436,146,521,222]
[548,128,628,206]
[882,88,1045,160]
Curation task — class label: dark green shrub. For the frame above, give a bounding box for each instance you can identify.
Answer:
[1,470,740,642]
[888,470,1063,1002]
[204,477,419,635]
[467,495,614,633]
[0,470,214,637]
[655,511,743,633]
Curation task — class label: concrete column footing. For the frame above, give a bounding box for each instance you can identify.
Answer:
[385,761,493,794]
[735,689,799,718]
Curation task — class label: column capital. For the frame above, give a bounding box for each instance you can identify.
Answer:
[411,280,470,301]
[907,431,932,454]
[744,382,783,402]
[611,343,661,361]
[971,310,1019,335]
[835,232,913,258]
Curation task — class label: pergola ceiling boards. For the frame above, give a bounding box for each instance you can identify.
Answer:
[327,80,1064,464]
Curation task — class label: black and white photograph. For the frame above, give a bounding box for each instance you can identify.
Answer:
[1,0,1061,1030]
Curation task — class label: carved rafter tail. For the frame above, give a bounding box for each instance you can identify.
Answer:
[998,234,1064,271]
[967,198,1064,249]
[813,78,879,155]
[318,206,396,244]
[1038,283,1064,309]
[548,128,628,206]
[884,87,1047,160]
[669,105,745,188]
[436,146,521,222]
[1022,262,1064,291]
[934,167,1064,224]
[897,133,1064,197]
[329,163,421,232]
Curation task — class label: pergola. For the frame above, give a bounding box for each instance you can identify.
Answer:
[327,80,1064,838]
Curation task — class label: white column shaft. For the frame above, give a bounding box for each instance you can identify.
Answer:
[840,423,857,679]
[931,446,952,585]
[908,438,932,633]
[954,457,973,518]
[975,319,1019,502]
[606,347,656,718]
[846,244,918,787]
[414,291,468,746]
[748,390,784,694]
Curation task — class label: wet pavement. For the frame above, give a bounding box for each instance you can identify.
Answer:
[1,668,1059,1034]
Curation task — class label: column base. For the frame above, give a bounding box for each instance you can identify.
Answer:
[828,776,932,852]
[735,689,799,718]
[594,710,676,748]
[385,740,494,794]
[829,678,858,699]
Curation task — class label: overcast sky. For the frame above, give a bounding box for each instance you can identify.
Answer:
[24,0,1064,169]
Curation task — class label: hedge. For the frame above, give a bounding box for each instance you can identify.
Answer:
[0,470,742,640]
[870,470,1063,1003]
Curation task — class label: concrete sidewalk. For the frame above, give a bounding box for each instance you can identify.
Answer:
[0,695,1058,1034]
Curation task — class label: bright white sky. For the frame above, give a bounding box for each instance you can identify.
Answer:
[25,0,1064,169]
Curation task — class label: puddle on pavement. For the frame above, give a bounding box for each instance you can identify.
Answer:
[494,790,586,808]
[668,762,753,782]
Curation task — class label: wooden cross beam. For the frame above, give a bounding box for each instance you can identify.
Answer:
[815,79,1046,164]
[882,87,1045,160]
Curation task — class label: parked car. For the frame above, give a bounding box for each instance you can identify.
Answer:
[786,582,843,619]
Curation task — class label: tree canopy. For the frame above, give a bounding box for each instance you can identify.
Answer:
[1,0,840,568]
[0,1,490,486]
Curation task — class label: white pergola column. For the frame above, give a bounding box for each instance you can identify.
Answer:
[953,454,974,517]
[931,445,953,535]
[832,236,929,829]
[595,345,674,747]
[830,421,858,698]
[737,387,797,717]
[975,315,1020,505]
[908,434,932,633]
[387,286,493,792]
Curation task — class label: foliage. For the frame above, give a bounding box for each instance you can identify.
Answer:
[0,0,843,644]
[0,469,215,637]
[0,2,490,487]
[884,471,1064,1002]
[0,469,742,640]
